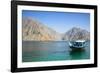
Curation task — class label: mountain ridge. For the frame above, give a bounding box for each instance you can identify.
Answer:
[22,17,90,41]
[22,17,62,41]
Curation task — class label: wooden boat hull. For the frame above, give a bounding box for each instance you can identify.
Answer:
[69,40,86,50]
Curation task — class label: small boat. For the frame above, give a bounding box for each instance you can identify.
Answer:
[69,40,86,49]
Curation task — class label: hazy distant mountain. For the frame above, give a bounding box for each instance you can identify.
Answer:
[22,17,62,41]
[22,17,90,41]
[63,27,90,41]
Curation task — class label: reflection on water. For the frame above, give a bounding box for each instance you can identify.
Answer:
[70,49,86,59]
[22,41,90,62]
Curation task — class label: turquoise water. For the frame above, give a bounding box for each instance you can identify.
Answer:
[22,41,90,62]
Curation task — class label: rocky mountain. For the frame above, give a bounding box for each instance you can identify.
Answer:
[63,27,90,41]
[22,17,62,41]
[22,17,90,41]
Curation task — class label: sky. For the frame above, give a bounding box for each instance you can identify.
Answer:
[22,10,90,33]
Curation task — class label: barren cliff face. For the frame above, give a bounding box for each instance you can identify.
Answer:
[63,27,90,41]
[22,17,61,41]
[22,17,90,41]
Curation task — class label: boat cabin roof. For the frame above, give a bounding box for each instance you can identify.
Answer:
[75,40,85,42]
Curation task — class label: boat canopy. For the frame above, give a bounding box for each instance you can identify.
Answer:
[74,40,85,42]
